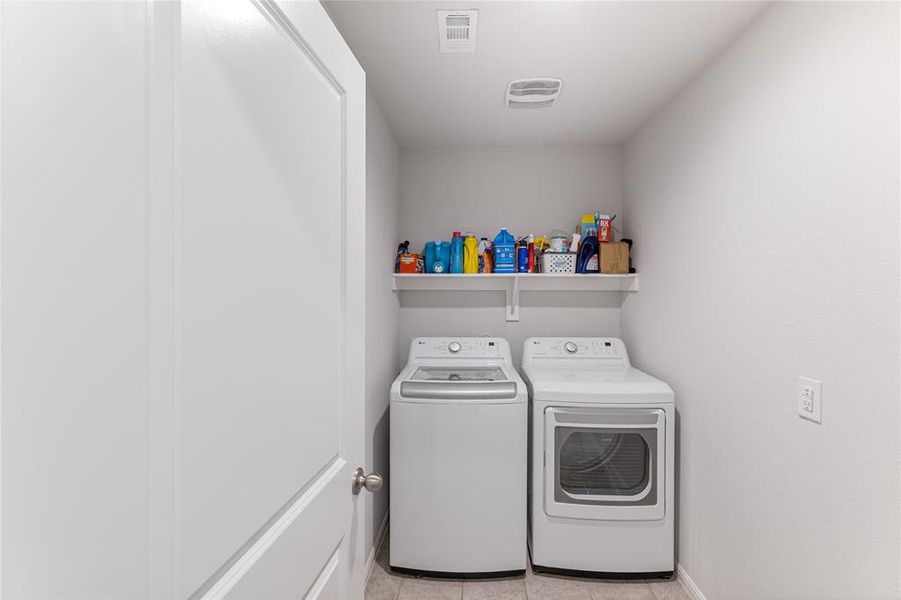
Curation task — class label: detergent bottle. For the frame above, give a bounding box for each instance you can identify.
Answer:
[516,237,529,273]
[576,232,600,274]
[527,235,535,273]
[478,237,492,273]
[493,228,516,273]
[449,231,464,274]
[463,233,479,274]
[425,240,451,273]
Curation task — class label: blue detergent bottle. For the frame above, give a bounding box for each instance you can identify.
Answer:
[576,234,600,274]
[493,228,516,273]
[425,240,451,273]
[449,231,464,273]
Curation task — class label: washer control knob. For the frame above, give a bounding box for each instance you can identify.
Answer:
[564,341,578,354]
[448,341,462,354]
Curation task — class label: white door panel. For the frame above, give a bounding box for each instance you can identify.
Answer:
[175,1,344,594]
[307,557,341,600]
[222,461,345,599]
[176,1,365,597]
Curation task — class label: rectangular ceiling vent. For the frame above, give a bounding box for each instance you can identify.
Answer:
[506,78,563,109]
[437,9,478,54]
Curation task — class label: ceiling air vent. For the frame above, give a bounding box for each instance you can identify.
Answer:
[506,78,563,109]
[437,9,478,54]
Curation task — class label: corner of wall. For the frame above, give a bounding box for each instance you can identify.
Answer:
[362,84,401,593]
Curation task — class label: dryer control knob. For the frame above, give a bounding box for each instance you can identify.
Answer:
[564,341,578,354]
[448,341,462,353]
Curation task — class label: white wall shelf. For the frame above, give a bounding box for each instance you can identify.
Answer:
[392,273,639,322]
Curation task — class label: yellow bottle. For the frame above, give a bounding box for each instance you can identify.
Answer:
[463,234,479,274]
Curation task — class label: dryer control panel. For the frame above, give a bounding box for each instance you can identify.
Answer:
[409,337,509,360]
[523,337,630,365]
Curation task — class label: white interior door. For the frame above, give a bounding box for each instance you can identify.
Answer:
[1,0,367,598]
[173,1,366,598]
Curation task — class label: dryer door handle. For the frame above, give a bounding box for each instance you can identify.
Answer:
[548,408,663,428]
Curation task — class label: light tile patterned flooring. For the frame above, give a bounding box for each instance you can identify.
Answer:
[365,534,690,600]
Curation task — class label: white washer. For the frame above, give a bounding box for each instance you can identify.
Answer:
[522,337,675,576]
[390,337,527,576]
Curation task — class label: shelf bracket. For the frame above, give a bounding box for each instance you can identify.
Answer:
[505,276,520,322]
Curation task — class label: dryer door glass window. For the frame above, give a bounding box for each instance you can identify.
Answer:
[553,425,658,505]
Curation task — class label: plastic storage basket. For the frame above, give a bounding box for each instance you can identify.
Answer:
[540,251,577,273]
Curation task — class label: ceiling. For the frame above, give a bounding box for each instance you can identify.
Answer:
[324,1,769,147]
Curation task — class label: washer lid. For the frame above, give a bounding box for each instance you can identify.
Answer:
[525,366,673,403]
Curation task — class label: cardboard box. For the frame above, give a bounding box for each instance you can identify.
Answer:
[600,242,630,274]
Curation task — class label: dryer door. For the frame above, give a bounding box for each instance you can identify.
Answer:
[544,407,665,521]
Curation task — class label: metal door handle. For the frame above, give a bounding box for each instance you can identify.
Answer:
[352,467,383,495]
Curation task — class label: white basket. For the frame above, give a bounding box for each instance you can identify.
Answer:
[540,251,576,273]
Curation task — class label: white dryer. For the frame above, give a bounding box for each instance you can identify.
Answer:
[390,337,527,576]
[522,337,675,576]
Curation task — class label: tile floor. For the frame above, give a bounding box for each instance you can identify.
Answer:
[365,534,690,600]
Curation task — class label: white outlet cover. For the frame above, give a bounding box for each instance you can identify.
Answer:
[798,376,822,424]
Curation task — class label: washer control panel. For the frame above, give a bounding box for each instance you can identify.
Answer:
[523,337,629,363]
[410,337,507,360]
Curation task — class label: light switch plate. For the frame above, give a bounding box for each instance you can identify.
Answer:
[798,376,822,424]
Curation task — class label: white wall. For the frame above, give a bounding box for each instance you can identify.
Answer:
[622,3,900,599]
[364,86,401,560]
[398,145,624,363]
[1,4,152,597]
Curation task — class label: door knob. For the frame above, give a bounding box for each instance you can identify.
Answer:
[352,467,384,495]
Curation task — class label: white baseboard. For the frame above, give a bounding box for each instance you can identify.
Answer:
[364,512,390,581]
[677,563,707,600]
